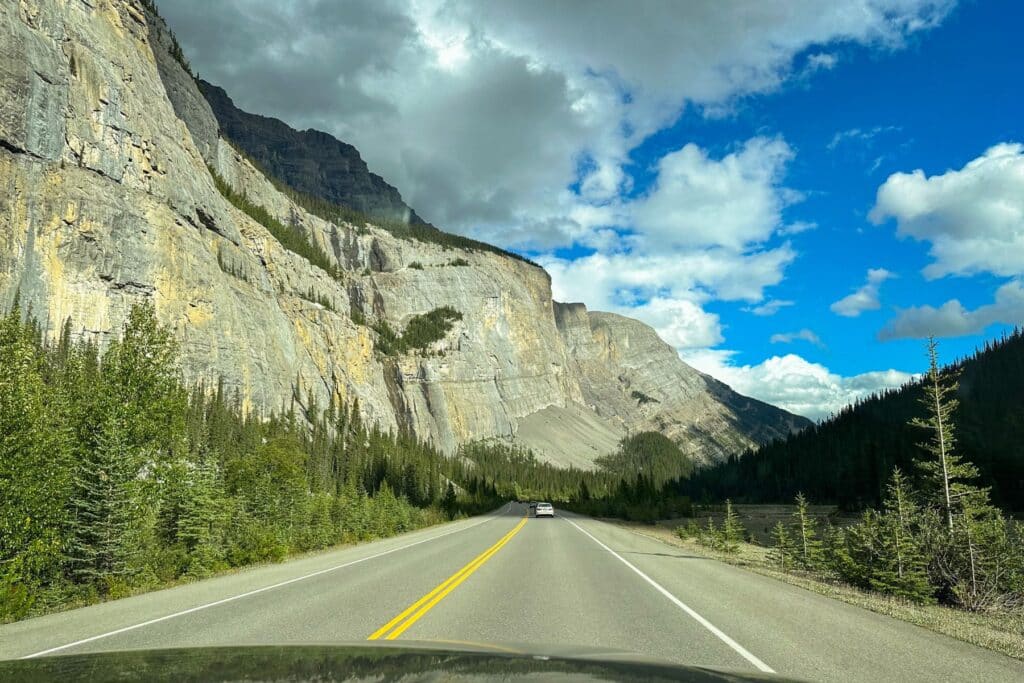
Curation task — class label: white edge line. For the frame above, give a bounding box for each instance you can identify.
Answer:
[565,517,774,674]
[22,507,509,659]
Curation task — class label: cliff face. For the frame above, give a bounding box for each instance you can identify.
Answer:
[0,0,808,467]
[198,80,426,227]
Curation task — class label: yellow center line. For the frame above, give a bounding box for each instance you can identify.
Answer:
[368,515,528,641]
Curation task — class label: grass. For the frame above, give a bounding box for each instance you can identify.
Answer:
[618,521,1024,662]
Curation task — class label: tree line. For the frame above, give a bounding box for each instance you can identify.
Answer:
[682,328,1024,512]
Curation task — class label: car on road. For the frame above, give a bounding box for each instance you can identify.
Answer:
[535,502,555,518]
[529,501,537,510]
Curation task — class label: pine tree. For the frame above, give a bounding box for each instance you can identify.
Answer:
[872,468,934,603]
[177,452,229,577]
[792,492,822,569]
[700,516,721,550]
[839,509,883,590]
[68,410,140,585]
[768,522,794,571]
[911,338,979,530]
[721,499,744,553]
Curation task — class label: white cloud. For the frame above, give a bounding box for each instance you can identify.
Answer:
[630,137,797,250]
[682,350,915,421]
[870,143,1024,279]
[804,52,838,75]
[770,329,824,347]
[542,136,799,355]
[163,0,955,247]
[631,298,724,350]
[745,299,794,316]
[831,268,894,317]
[880,279,1024,340]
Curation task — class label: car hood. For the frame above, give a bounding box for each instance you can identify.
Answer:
[0,641,805,682]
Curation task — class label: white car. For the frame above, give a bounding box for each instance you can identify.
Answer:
[535,502,555,518]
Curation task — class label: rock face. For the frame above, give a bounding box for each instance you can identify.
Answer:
[198,80,426,227]
[0,0,809,468]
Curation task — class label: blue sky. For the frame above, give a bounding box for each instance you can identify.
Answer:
[607,0,1021,379]
[165,0,1023,419]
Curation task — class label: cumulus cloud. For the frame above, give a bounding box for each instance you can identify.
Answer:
[870,143,1024,279]
[542,136,799,355]
[630,137,798,250]
[682,350,915,421]
[831,268,894,317]
[770,329,824,347]
[804,52,839,74]
[880,280,1024,340]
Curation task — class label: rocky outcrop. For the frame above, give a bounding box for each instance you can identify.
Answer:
[0,0,807,468]
[198,80,426,227]
[551,304,810,465]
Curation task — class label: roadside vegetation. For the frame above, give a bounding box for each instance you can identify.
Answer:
[683,340,1024,613]
[0,303,504,623]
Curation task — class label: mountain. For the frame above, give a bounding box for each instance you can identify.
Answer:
[197,80,427,227]
[0,0,808,468]
[684,330,1024,510]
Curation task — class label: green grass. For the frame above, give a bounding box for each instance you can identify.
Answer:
[622,522,1024,662]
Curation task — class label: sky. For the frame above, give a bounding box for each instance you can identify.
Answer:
[161,0,1024,421]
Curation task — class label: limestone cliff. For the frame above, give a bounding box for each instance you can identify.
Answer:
[0,0,808,469]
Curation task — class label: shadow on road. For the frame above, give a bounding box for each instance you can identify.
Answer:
[618,550,710,560]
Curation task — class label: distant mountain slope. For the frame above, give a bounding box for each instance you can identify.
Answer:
[685,330,1024,511]
[198,80,426,227]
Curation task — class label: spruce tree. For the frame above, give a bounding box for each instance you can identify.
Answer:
[792,492,822,569]
[873,468,934,603]
[721,499,744,553]
[911,338,978,530]
[68,409,140,585]
[768,522,794,571]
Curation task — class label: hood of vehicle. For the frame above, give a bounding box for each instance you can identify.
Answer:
[0,642,805,682]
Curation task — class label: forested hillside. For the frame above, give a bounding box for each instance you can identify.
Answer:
[0,303,511,621]
[683,331,1024,511]
[0,302,696,620]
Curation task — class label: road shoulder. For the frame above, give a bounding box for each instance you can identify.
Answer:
[615,520,1024,663]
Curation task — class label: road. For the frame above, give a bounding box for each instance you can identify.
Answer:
[1,503,1021,681]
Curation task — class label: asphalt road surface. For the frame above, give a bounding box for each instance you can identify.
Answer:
[2,503,1021,681]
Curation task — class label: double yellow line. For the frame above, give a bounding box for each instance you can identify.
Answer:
[368,515,528,640]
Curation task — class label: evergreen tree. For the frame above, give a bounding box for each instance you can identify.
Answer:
[911,338,980,530]
[768,522,794,571]
[872,469,933,603]
[68,410,140,586]
[721,500,744,553]
[177,452,229,577]
[792,493,822,569]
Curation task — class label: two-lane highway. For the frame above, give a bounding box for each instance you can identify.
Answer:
[1,503,1021,681]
